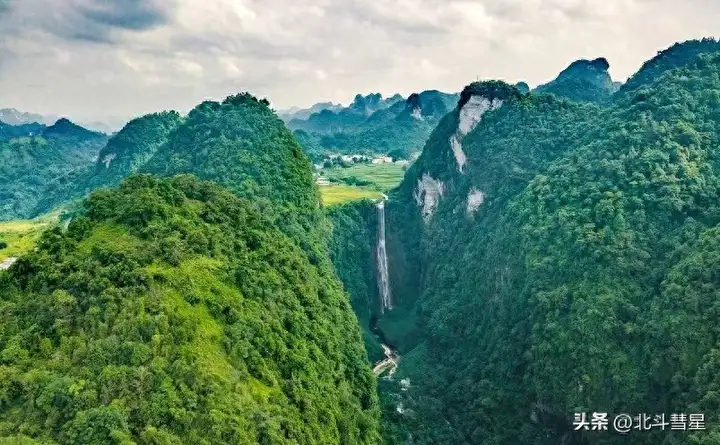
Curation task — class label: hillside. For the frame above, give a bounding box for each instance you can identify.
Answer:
[0,121,44,141]
[33,111,183,216]
[340,40,720,444]
[34,93,319,230]
[289,91,458,161]
[0,119,109,220]
[141,94,318,213]
[0,175,380,444]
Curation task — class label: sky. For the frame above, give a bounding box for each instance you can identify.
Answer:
[0,0,719,128]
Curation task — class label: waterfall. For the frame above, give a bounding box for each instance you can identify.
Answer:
[376,200,392,312]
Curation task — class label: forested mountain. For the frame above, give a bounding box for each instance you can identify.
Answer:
[0,119,109,220]
[0,175,379,444]
[327,39,720,444]
[0,93,381,444]
[534,57,620,103]
[289,91,458,161]
[288,93,404,133]
[620,37,720,93]
[278,101,343,122]
[5,30,720,445]
[32,94,322,230]
[0,121,44,141]
[33,111,184,216]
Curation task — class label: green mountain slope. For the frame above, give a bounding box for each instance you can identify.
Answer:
[620,37,720,93]
[0,122,44,141]
[0,119,109,220]
[0,175,380,444]
[370,42,720,444]
[33,112,183,216]
[33,93,317,230]
[142,94,317,213]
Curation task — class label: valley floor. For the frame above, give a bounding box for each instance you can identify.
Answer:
[0,213,58,262]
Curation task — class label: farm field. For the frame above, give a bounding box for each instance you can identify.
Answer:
[321,163,406,192]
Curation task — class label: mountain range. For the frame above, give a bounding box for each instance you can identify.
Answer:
[0,107,122,134]
[288,91,459,161]
[2,36,720,445]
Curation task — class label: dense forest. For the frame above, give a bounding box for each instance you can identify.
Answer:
[0,119,108,220]
[367,38,720,444]
[3,34,720,445]
[0,95,381,444]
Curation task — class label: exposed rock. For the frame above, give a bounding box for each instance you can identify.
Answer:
[411,107,424,120]
[451,96,504,173]
[103,153,116,168]
[466,189,485,215]
[413,173,445,222]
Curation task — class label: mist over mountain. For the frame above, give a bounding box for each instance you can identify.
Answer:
[0,108,56,126]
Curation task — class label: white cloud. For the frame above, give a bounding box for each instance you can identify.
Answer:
[0,0,718,125]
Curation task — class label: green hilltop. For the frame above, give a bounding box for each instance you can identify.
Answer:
[0,93,382,444]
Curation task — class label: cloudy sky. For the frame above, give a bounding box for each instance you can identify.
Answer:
[0,0,718,128]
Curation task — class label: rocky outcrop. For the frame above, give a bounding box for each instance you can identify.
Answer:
[413,173,445,222]
[466,188,485,215]
[450,96,504,173]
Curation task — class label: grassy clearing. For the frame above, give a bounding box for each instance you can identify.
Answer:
[320,184,383,206]
[321,163,406,191]
[0,213,59,261]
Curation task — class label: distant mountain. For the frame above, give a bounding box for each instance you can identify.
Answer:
[79,120,120,134]
[0,108,56,126]
[289,90,458,161]
[0,107,123,134]
[278,101,343,122]
[0,119,108,220]
[534,57,619,103]
[0,121,44,141]
[33,111,183,215]
[289,93,405,133]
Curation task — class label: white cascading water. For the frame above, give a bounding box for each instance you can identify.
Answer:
[376,200,392,313]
